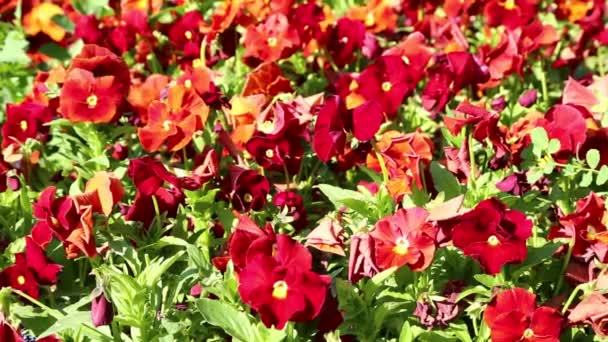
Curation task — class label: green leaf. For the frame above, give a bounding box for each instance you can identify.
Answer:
[547,139,561,154]
[511,242,560,278]
[430,162,462,200]
[399,321,414,342]
[0,30,30,64]
[51,14,75,33]
[580,171,593,187]
[527,169,544,184]
[317,184,375,218]
[597,165,608,186]
[530,127,549,151]
[586,149,600,169]
[473,274,498,288]
[196,298,256,342]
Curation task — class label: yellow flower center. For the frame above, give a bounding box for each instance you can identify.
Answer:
[184,79,192,88]
[51,217,59,227]
[487,235,500,247]
[243,193,253,203]
[381,81,392,92]
[402,55,410,65]
[20,120,28,131]
[192,58,203,68]
[522,328,534,339]
[86,94,98,108]
[184,30,193,40]
[267,37,278,47]
[272,280,288,299]
[265,149,274,158]
[162,120,173,131]
[392,237,410,255]
[258,120,275,134]
[17,275,25,285]
[503,0,516,10]
[349,80,359,91]
[365,12,375,26]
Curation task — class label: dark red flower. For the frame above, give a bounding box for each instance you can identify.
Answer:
[369,207,437,272]
[273,191,308,231]
[168,10,205,61]
[451,198,532,275]
[483,288,563,342]
[327,18,366,68]
[24,236,62,285]
[0,314,23,342]
[483,0,539,29]
[238,235,331,329]
[539,104,588,159]
[518,89,538,107]
[127,156,180,196]
[69,44,131,95]
[2,102,53,148]
[226,166,270,212]
[0,257,39,299]
[91,292,114,327]
[312,96,348,162]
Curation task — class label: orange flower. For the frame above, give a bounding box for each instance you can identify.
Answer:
[23,3,66,42]
[138,86,209,152]
[74,172,125,216]
[59,68,122,123]
[228,94,267,145]
[366,130,433,200]
[346,0,398,33]
[201,0,241,39]
[243,13,300,66]
[242,62,293,101]
[128,74,171,120]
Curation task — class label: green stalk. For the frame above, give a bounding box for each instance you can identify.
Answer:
[554,240,574,296]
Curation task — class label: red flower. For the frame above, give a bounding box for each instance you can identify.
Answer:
[312,96,348,162]
[0,314,23,342]
[69,44,131,96]
[74,171,124,216]
[0,256,39,299]
[538,104,588,159]
[549,192,608,262]
[2,102,52,148]
[238,235,331,329]
[327,18,366,68]
[483,288,563,342]
[168,10,205,61]
[228,214,276,271]
[272,191,308,231]
[24,236,62,285]
[369,207,437,272]
[59,68,122,123]
[226,166,270,212]
[355,55,413,116]
[451,198,532,275]
[91,292,114,327]
[243,13,300,67]
[127,156,180,196]
[483,0,539,29]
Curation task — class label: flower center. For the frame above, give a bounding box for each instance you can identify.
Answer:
[192,59,203,68]
[487,235,500,246]
[17,275,25,285]
[20,120,28,131]
[50,217,59,227]
[272,280,288,299]
[392,237,410,255]
[340,36,349,44]
[184,30,193,40]
[522,328,534,339]
[381,81,392,92]
[267,37,278,47]
[365,12,375,26]
[402,55,410,65]
[86,94,98,108]
[243,193,253,203]
[162,120,173,131]
[349,80,359,91]
[265,149,274,158]
[502,0,516,10]
[258,120,275,134]
[184,79,192,88]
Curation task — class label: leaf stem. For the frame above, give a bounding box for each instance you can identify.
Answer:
[554,240,574,296]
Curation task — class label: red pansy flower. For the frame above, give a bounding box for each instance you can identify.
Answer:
[168,10,205,61]
[483,288,563,342]
[538,104,588,160]
[69,44,131,96]
[327,17,366,68]
[369,207,437,272]
[2,102,53,148]
[348,233,380,283]
[243,13,300,67]
[272,191,307,231]
[226,166,271,212]
[24,236,62,285]
[451,198,532,275]
[238,235,331,329]
[312,96,348,162]
[0,314,23,342]
[483,0,539,30]
[549,192,608,263]
[228,214,276,271]
[0,256,39,299]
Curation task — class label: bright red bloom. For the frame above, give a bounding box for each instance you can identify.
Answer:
[483,288,563,342]
[483,0,539,30]
[369,207,437,272]
[327,18,366,68]
[24,236,62,285]
[127,74,171,118]
[127,156,180,196]
[549,192,608,263]
[538,104,588,160]
[138,85,209,152]
[59,68,122,123]
[2,102,53,148]
[91,292,114,327]
[228,214,276,271]
[69,44,131,95]
[243,13,300,67]
[238,235,331,329]
[0,314,23,342]
[354,55,412,116]
[312,96,348,162]
[0,256,39,299]
[451,198,532,275]
[168,10,205,61]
